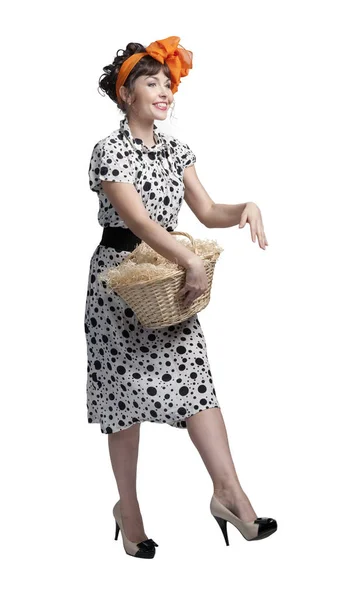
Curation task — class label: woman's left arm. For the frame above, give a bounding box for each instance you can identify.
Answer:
[184,166,268,250]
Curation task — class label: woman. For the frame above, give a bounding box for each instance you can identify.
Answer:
[85,36,277,558]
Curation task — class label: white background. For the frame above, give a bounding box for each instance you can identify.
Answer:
[2,0,336,597]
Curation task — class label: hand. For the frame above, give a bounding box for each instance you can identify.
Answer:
[178,258,208,307]
[238,202,269,249]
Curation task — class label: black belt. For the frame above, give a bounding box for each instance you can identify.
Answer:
[100,226,142,252]
[99,225,173,252]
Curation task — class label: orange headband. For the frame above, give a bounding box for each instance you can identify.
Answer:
[115,36,193,104]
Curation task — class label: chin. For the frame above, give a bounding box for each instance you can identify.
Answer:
[151,106,169,120]
[152,112,168,122]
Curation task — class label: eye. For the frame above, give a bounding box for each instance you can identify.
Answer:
[148,82,171,88]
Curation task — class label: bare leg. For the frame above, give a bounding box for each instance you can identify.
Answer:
[108,423,147,543]
[186,407,258,522]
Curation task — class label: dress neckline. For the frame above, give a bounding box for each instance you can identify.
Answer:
[119,116,165,155]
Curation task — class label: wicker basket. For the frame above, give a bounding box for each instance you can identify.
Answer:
[102,231,222,329]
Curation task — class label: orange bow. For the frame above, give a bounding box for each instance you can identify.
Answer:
[115,36,193,103]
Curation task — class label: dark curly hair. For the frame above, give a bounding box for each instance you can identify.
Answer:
[98,42,174,115]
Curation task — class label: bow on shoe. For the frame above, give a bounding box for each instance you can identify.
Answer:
[254,516,277,537]
[137,538,159,551]
[254,518,275,523]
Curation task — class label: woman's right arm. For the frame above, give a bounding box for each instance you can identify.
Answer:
[102,181,208,305]
[102,181,199,269]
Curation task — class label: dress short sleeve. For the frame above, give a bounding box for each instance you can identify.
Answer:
[88,138,135,193]
[180,141,196,170]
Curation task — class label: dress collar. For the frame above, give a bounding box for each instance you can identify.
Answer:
[119,116,167,159]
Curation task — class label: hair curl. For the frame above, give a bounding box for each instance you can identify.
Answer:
[98,42,174,115]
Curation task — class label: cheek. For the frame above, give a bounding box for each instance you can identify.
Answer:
[142,87,156,101]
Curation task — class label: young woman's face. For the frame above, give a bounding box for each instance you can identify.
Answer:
[122,69,174,121]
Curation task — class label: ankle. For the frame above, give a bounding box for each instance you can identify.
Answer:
[119,497,140,514]
[213,481,243,499]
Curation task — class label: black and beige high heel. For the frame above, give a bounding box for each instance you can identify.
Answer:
[113,500,159,559]
[210,493,277,546]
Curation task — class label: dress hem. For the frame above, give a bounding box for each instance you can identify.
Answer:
[87,405,221,435]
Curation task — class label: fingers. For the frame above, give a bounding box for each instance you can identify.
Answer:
[179,289,201,307]
[251,221,269,249]
[256,227,264,248]
[182,291,197,307]
[181,293,190,307]
[257,225,269,249]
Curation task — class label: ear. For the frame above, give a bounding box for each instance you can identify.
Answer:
[119,85,129,103]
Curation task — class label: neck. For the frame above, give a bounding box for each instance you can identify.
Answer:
[126,113,156,148]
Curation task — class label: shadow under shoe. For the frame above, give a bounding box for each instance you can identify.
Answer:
[113,499,159,558]
[210,493,277,546]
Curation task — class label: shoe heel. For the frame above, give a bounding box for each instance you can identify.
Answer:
[213,515,230,546]
[114,519,120,541]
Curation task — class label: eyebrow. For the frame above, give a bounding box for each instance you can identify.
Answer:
[145,75,171,82]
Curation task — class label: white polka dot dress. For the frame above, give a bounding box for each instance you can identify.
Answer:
[85,116,220,434]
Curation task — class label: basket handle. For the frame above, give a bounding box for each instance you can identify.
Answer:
[121,230,198,264]
[169,231,198,255]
